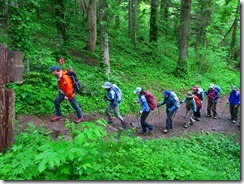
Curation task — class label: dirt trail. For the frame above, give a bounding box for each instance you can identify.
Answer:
[17,95,240,141]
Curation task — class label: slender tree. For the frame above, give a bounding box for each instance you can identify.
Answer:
[227,3,240,66]
[174,0,191,77]
[150,0,158,42]
[85,0,97,52]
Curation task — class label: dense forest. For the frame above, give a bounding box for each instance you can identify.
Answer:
[0,0,241,180]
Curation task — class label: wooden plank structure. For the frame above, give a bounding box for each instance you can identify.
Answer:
[0,43,24,152]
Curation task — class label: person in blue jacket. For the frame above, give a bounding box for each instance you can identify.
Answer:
[228,85,240,124]
[134,87,155,135]
[157,90,176,133]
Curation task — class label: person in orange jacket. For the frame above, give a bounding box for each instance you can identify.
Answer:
[49,65,84,123]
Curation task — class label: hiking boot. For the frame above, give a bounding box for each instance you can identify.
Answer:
[213,116,217,119]
[205,114,211,117]
[232,120,236,123]
[228,118,233,121]
[75,117,84,123]
[108,117,113,124]
[51,116,62,122]
[184,124,189,128]
[163,128,169,134]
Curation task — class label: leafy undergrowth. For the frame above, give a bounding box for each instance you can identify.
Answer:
[0,120,240,180]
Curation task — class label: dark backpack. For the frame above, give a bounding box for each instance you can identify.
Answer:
[66,69,81,92]
[144,90,156,110]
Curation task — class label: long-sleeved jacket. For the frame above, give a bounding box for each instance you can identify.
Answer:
[228,90,240,106]
[58,70,75,99]
[105,89,119,107]
[158,96,176,112]
[181,98,196,112]
[138,94,150,112]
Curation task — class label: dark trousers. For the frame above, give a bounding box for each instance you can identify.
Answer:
[140,111,154,133]
[230,104,239,121]
[54,92,82,118]
[194,106,201,118]
[166,110,174,130]
[207,99,217,117]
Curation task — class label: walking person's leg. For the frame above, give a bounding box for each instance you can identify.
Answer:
[233,105,239,122]
[184,108,190,128]
[206,99,212,117]
[52,93,65,121]
[69,97,83,122]
[141,111,154,133]
[229,104,234,121]
[113,106,127,128]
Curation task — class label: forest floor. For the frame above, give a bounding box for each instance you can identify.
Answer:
[17,95,241,142]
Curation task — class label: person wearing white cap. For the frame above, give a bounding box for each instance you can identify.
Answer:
[102,82,127,128]
[205,84,219,118]
[134,87,155,135]
[227,85,240,124]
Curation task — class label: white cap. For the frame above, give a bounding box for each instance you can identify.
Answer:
[134,87,142,93]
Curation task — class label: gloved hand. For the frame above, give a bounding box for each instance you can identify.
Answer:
[139,110,143,114]
[64,96,69,100]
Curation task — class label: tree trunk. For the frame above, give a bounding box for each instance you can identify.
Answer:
[160,0,169,36]
[53,0,67,42]
[103,33,110,76]
[128,0,137,46]
[133,0,138,47]
[150,0,158,42]
[174,0,191,77]
[85,0,97,52]
[227,4,240,66]
[98,0,108,51]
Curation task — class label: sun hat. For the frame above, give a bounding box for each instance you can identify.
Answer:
[186,92,194,98]
[163,90,171,96]
[134,87,142,94]
[101,82,112,89]
[209,84,214,89]
[49,65,59,73]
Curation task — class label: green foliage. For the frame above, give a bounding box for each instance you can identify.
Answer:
[0,123,240,180]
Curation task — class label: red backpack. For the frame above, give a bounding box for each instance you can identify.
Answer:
[193,95,201,108]
[144,91,156,110]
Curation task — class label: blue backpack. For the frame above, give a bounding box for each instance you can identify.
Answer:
[112,84,122,103]
[214,85,221,98]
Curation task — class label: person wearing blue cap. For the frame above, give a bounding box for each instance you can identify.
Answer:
[134,87,155,135]
[49,65,84,123]
[157,90,176,133]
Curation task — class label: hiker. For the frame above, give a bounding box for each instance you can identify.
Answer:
[227,85,240,124]
[102,82,127,128]
[49,65,84,123]
[205,84,219,119]
[180,92,197,128]
[157,90,176,133]
[134,87,155,135]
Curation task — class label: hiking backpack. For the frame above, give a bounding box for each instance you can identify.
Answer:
[66,69,81,92]
[112,84,122,103]
[144,90,156,110]
[198,88,205,101]
[214,85,221,98]
[193,95,201,108]
[170,91,180,109]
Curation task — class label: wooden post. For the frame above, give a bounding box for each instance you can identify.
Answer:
[0,43,24,152]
